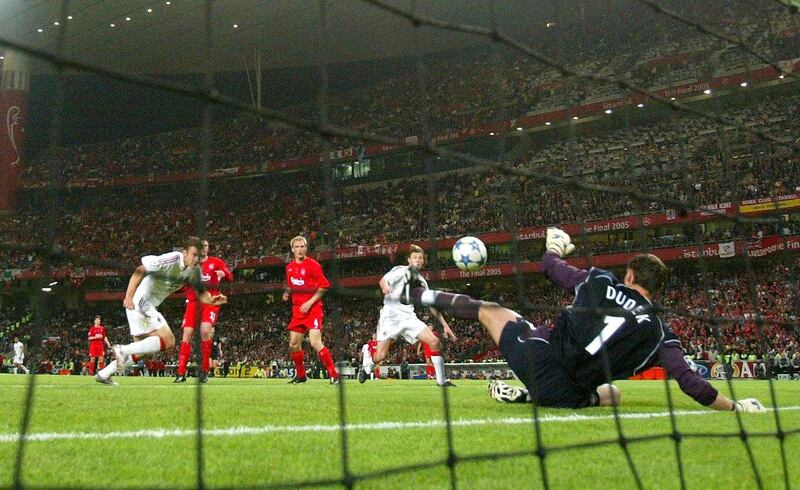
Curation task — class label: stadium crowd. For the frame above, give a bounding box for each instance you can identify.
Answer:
[3,91,799,273]
[20,2,797,183]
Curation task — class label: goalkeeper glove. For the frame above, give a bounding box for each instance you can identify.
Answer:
[489,380,530,403]
[733,398,766,413]
[546,227,576,257]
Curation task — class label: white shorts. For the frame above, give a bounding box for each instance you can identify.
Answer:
[377,308,426,344]
[126,304,168,337]
[13,355,23,365]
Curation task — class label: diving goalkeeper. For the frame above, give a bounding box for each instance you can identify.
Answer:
[401,228,765,412]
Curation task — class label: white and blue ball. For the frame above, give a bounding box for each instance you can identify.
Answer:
[452,236,487,272]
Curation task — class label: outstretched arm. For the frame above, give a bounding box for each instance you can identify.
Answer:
[661,342,764,412]
[541,251,589,292]
[429,308,456,340]
[661,341,718,406]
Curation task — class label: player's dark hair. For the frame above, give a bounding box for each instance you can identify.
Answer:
[408,244,426,265]
[627,254,668,296]
[184,236,203,251]
[95,315,101,319]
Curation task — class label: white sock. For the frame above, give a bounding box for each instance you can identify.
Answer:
[420,290,437,307]
[431,355,446,385]
[21,365,29,374]
[362,352,374,373]
[121,336,162,357]
[98,361,117,378]
[12,367,17,374]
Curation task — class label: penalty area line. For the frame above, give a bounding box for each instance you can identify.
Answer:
[1,406,799,443]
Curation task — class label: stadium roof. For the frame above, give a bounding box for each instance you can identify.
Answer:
[0,0,576,75]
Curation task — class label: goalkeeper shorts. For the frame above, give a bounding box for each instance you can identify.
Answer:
[499,318,598,409]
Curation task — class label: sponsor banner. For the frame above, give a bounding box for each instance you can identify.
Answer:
[0,90,27,211]
[740,195,800,214]
[213,365,263,378]
[708,361,765,379]
[719,241,735,259]
[740,193,798,206]
[319,146,356,162]
[17,268,119,281]
[22,165,257,189]
[694,360,711,379]
[746,235,800,257]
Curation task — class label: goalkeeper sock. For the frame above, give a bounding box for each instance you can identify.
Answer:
[200,340,212,373]
[177,341,191,376]
[431,354,446,385]
[416,289,482,320]
[291,351,306,379]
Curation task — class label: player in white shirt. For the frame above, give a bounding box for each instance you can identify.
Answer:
[359,245,456,387]
[95,236,227,385]
[12,336,29,374]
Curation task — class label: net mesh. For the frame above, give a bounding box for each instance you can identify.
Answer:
[0,0,798,488]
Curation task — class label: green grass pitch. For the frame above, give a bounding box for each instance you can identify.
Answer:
[1,375,798,489]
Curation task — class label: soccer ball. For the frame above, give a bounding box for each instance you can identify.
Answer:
[452,236,487,272]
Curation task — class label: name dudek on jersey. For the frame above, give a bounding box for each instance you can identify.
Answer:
[604,285,652,325]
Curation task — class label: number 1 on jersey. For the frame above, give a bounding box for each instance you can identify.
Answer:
[585,315,626,355]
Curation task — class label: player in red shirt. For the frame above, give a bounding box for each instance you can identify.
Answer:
[175,239,233,383]
[283,235,338,384]
[87,315,111,375]
[416,326,437,380]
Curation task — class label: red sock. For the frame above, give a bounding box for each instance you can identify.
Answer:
[131,355,141,363]
[318,347,338,379]
[178,341,191,376]
[88,360,95,375]
[201,339,212,373]
[292,350,306,378]
[426,364,435,378]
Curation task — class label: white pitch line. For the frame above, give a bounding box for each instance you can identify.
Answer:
[1,406,798,444]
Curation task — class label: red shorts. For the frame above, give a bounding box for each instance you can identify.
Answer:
[423,342,433,358]
[89,344,105,357]
[182,302,221,329]
[288,305,324,334]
